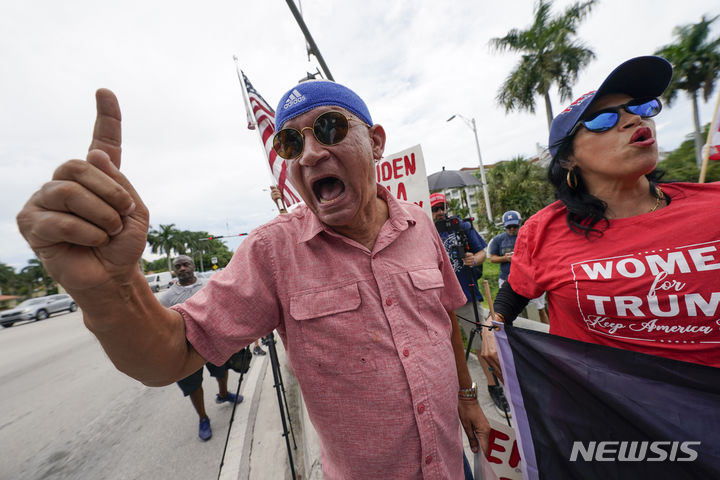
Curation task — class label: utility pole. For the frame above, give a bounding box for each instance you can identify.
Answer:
[447,114,493,224]
[284,0,334,81]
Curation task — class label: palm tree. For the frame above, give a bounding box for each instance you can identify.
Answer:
[490,0,596,130]
[178,230,210,272]
[483,157,555,233]
[655,15,720,168]
[147,224,183,272]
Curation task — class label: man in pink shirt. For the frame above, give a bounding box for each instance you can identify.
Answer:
[17,80,490,478]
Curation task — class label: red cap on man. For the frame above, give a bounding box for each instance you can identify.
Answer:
[430,193,446,207]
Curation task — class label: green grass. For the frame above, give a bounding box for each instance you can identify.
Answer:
[479,261,500,309]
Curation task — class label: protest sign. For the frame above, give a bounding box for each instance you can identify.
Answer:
[377,144,431,217]
[475,418,523,480]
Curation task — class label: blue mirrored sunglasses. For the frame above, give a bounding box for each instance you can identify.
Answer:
[571,98,662,134]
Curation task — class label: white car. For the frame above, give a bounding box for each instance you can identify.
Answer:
[145,272,173,292]
[0,294,78,328]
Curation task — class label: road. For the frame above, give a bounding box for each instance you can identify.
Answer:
[0,308,249,480]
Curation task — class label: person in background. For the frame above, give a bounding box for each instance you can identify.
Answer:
[431,193,511,419]
[482,56,720,378]
[488,210,549,324]
[158,255,243,441]
[18,79,490,479]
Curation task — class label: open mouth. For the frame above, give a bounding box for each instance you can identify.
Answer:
[312,176,346,204]
[630,127,653,144]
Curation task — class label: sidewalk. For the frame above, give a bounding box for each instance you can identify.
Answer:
[219,338,307,480]
[229,309,548,479]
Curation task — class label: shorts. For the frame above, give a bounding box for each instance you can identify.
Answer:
[498,278,546,309]
[176,362,228,396]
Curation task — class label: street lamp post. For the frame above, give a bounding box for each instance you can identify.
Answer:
[447,114,493,224]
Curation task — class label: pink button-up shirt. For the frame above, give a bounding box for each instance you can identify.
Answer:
[177,186,467,479]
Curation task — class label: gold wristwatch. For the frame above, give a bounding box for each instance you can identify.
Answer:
[458,382,477,399]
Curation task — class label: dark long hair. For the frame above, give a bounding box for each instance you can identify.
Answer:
[548,135,666,238]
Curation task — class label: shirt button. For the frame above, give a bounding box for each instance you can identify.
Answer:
[385,297,393,306]
[417,403,425,414]
[425,455,433,465]
[403,348,409,357]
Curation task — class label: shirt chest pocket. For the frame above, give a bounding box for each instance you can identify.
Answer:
[409,268,452,345]
[290,283,376,375]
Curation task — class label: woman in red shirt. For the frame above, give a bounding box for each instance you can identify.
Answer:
[483,56,720,372]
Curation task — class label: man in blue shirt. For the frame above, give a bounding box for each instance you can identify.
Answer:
[489,210,549,324]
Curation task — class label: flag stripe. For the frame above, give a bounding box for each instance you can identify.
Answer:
[497,324,720,479]
[495,324,540,480]
[241,71,302,207]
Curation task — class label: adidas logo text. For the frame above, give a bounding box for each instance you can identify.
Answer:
[283,89,306,109]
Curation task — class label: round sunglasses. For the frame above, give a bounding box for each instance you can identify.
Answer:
[570,97,662,134]
[272,111,370,160]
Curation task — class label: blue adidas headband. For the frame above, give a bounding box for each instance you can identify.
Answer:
[274,80,373,129]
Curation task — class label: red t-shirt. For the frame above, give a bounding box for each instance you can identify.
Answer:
[509,182,720,368]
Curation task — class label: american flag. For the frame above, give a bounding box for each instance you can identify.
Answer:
[240,70,302,207]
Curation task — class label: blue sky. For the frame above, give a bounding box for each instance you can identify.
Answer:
[1,0,719,269]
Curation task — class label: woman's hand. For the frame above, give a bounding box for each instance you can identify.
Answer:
[480,314,504,383]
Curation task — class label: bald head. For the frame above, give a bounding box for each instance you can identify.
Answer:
[172,255,196,285]
[173,255,194,268]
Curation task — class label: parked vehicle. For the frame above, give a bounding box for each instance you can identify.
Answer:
[145,272,173,292]
[0,294,78,328]
[195,269,221,281]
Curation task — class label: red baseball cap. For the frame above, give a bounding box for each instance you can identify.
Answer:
[430,192,446,207]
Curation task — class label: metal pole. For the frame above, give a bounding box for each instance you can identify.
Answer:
[470,118,493,223]
[263,332,297,478]
[284,0,335,81]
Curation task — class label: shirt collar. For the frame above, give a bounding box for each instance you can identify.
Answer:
[298,184,416,244]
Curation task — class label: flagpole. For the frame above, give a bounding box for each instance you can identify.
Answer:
[698,87,720,183]
[233,57,287,212]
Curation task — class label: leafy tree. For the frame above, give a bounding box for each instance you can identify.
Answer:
[446,197,470,220]
[144,228,234,272]
[0,263,18,295]
[490,0,596,130]
[177,230,210,270]
[144,257,170,273]
[481,157,555,235]
[175,230,234,270]
[658,123,720,182]
[655,15,720,168]
[147,223,183,272]
[198,235,234,270]
[19,258,56,296]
